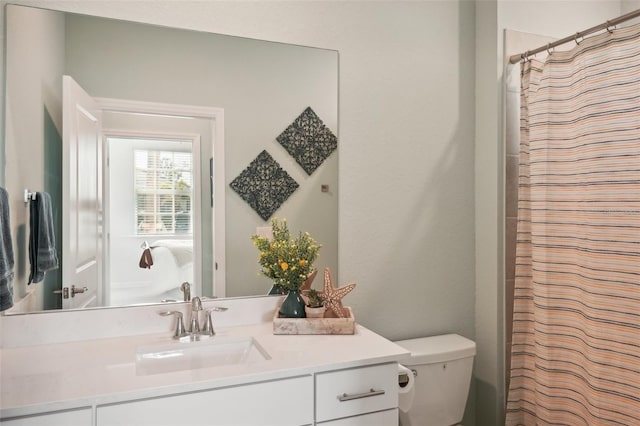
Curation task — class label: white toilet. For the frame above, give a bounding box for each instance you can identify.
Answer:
[394,334,476,426]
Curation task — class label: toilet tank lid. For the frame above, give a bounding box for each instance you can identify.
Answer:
[394,334,476,365]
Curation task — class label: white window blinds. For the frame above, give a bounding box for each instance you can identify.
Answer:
[134,149,193,235]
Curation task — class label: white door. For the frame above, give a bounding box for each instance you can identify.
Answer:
[61,76,102,309]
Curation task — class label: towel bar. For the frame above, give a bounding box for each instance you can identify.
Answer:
[23,189,36,204]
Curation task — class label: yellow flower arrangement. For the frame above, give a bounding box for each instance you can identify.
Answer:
[251,218,321,292]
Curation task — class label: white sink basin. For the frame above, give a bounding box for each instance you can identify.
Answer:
[136,336,271,376]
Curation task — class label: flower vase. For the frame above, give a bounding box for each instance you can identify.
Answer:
[279,289,306,318]
[268,284,287,295]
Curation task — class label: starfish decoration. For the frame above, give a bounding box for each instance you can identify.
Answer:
[299,270,318,292]
[321,267,356,318]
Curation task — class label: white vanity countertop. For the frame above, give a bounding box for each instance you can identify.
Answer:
[0,321,410,418]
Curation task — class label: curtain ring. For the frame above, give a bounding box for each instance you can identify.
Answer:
[546,43,554,55]
[574,32,582,45]
[606,20,614,34]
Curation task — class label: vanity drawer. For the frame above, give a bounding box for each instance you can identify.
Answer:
[315,363,398,422]
[97,375,313,426]
[1,408,92,426]
[318,408,398,425]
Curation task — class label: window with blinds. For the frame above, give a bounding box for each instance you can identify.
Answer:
[135,149,193,235]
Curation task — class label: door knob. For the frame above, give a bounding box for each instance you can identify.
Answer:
[71,285,88,297]
[53,287,69,298]
[53,286,88,298]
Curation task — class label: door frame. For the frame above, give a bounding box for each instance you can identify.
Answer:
[103,130,201,306]
[95,98,226,298]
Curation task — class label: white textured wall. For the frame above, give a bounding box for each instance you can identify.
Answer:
[4,1,636,424]
[4,5,65,311]
[4,0,477,336]
[4,0,477,421]
[499,0,623,40]
[474,2,500,423]
[622,1,640,20]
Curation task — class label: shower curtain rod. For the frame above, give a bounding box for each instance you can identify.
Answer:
[508,8,640,64]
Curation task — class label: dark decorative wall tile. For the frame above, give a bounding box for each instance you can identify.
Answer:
[229,150,299,221]
[276,107,337,175]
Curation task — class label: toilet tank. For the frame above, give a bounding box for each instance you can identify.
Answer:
[395,334,475,426]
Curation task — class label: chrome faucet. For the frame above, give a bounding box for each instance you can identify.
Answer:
[160,298,228,340]
[180,282,191,302]
[189,296,203,339]
[190,300,229,339]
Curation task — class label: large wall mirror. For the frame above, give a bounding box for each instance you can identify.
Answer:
[2,4,338,314]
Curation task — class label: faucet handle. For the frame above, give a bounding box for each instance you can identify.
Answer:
[159,311,188,339]
[202,310,215,336]
[201,306,228,336]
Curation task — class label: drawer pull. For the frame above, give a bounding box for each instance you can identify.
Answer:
[338,388,385,402]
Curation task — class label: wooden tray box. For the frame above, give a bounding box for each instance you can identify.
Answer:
[273,307,355,335]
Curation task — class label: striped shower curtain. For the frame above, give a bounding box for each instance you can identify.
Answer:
[506,23,640,425]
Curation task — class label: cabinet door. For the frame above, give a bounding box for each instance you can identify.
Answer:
[316,363,397,422]
[1,408,92,426]
[318,408,398,426]
[97,376,313,426]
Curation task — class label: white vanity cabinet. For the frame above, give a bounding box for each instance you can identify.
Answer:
[315,363,398,425]
[1,364,400,426]
[0,407,92,426]
[1,311,408,426]
[97,375,314,426]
